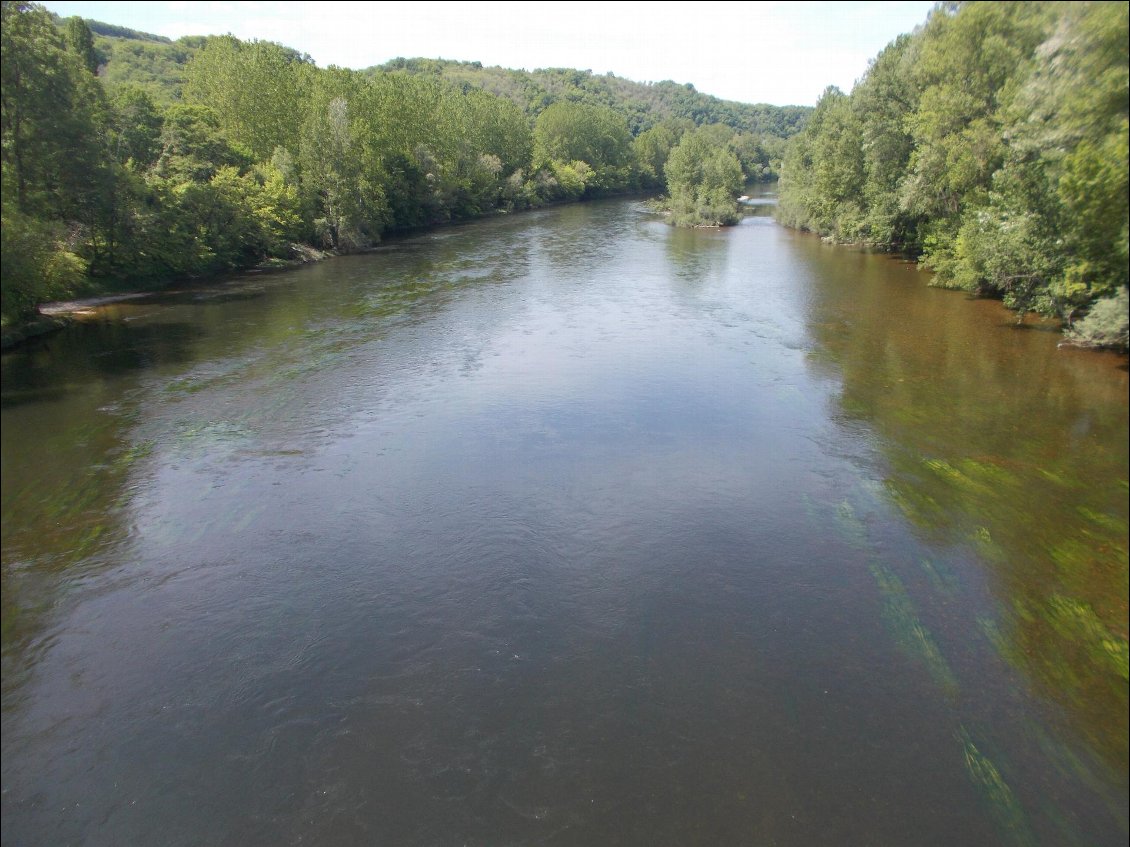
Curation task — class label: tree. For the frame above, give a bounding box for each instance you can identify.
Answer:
[1,1,111,318]
[777,86,863,238]
[64,16,98,74]
[1,1,108,218]
[109,85,162,166]
[299,76,383,249]
[534,101,634,193]
[634,121,684,188]
[776,1,1127,342]
[183,35,313,161]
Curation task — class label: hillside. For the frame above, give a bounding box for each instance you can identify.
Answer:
[373,58,810,137]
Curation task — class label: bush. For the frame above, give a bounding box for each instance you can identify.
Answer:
[1,211,87,322]
[1065,288,1129,351]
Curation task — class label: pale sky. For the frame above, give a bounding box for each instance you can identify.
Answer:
[41,1,937,106]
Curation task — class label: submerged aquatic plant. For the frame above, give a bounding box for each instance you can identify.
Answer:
[834,499,869,549]
[869,561,959,696]
[956,725,1035,847]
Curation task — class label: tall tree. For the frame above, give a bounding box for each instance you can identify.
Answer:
[63,15,98,74]
[183,35,314,161]
[534,101,634,192]
[1,1,108,217]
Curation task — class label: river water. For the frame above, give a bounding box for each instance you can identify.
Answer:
[2,194,1127,846]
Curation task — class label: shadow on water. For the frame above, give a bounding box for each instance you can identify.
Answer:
[2,321,207,395]
[664,227,730,285]
[791,232,1129,839]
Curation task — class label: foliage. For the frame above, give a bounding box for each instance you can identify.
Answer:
[633,121,687,188]
[778,1,1129,346]
[376,58,811,139]
[93,34,195,103]
[0,3,811,324]
[63,16,98,74]
[1065,287,1129,351]
[0,206,86,319]
[533,101,634,194]
[664,128,744,227]
[183,35,313,160]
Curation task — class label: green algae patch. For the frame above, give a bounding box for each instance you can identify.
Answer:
[884,478,947,532]
[957,726,1035,847]
[869,561,958,696]
[1045,595,1130,683]
[111,439,156,472]
[834,499,868,549]
[918,556,960,595]
[977,615,1010,660]
[1076,506,1127,535]
[970,526,1007,563]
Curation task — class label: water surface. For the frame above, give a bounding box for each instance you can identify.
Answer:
[2,194,1127,845]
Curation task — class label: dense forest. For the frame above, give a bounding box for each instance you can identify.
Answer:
[778,1,1129,350]
[0,1,805,325]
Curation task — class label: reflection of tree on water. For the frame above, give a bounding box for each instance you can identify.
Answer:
[1,342,165,694]
[664,226,730,286]
[796,236,1129,776]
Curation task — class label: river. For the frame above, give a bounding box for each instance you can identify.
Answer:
[2,193,1127,845]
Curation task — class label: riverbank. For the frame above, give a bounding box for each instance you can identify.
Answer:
[1,242,337,351]
[1,195,651,352]
[0,313,74,350]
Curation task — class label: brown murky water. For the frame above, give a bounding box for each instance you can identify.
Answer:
[2,192,1127,845]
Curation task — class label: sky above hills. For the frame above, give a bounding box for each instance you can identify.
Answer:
[41,0,936,106]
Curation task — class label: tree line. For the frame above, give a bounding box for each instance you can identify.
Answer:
[778,1,1128,349]
[1,2,803,323]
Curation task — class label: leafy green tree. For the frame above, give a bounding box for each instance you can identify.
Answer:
[183,35,313,161]
[777,87,863,237]
[534,101,634,193]
[1,1,108,218]
[1066,287,1129,350]
[154,103,250,182]
[64,16,98,74]
[1,2,114,317]
[728,132,773,183]
[108,85,162,166]
[0,205,86,320]
[96,35,194,103]
[851,33,921,246]
[633,121,684,188]
[300,79,383,249]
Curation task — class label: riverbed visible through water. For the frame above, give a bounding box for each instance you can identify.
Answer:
[2,192,1127,845]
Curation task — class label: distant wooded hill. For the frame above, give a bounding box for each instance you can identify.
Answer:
[372,58,810,138]
[77,16,810,137]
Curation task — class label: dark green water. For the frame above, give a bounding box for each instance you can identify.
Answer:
[2,194,1127,846]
